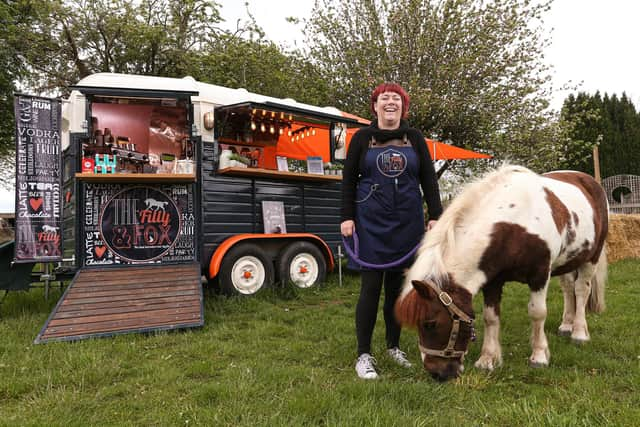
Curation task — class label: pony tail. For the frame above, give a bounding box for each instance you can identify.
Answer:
[588,245,607,313]
[395,289,428,327]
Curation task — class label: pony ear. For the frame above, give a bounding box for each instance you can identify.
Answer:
[412,279,437,301]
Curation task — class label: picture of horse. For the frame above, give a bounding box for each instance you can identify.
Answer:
[395,165,608,381]
[42,225,59,233]
[144,198,169,211]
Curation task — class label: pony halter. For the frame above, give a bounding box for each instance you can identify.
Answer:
[418,279,476,359]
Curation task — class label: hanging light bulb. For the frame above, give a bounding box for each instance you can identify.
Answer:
[252,108,257,115]
[269,124,275,134]
[280,112,284,119]
[306,129,310,137]
[279,127,284,135]
[301,132,305,139]
[271,111,275,118]
[262,109,266,116]
[251,121,256,131]
[288,114,292,121]
[311,128,316,136]
[287,130,292,137]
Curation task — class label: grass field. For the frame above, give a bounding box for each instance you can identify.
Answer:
[1,260,639,426]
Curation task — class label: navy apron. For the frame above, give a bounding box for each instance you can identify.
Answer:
[348,136,425,271]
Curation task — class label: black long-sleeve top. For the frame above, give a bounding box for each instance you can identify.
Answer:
[340,120,443,222]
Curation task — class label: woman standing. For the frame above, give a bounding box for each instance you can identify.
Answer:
[341,83,443,379]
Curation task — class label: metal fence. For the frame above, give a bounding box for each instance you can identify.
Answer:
[602,175,640,214]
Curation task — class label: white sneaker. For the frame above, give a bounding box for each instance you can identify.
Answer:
[355,353,379,379]
[387,347,412,368]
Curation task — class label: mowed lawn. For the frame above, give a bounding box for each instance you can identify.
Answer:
[1,260,639,426]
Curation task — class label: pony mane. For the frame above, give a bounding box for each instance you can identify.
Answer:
[401,164,534,297]
[395,289,428,326]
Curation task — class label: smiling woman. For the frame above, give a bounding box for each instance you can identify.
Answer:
[340,82,443,380]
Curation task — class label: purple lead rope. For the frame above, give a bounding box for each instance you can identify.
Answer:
[341,231,421,270]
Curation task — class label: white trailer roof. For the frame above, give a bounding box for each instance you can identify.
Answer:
[74,73,347,118]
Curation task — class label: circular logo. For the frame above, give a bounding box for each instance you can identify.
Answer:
[99,187,181,262]
[376,148,407,178]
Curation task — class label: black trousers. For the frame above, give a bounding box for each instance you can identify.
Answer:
[356,270,404,356]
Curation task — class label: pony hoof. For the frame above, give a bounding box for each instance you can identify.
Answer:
[557,329,571,337]
[474,356,500,371]
[528,360,548,368]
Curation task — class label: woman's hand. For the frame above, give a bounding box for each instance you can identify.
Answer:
[427,220,437,231]
[341,220,355,237]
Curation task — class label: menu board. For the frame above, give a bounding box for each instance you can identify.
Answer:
[13,95,62,262]
[83,183,196,266]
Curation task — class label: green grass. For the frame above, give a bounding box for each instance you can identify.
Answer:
[1,260,639,426]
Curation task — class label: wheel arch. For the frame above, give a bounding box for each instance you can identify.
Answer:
[208,233,334,280]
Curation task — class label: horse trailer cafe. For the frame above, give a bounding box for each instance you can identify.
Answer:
[14,73,367,342]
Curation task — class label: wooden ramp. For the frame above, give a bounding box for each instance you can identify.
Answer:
[35,263,203,343]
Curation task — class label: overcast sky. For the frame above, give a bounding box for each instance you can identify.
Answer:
[218,0,640,111]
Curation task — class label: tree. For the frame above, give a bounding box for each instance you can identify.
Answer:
[0,1,47,189]
[13,0,225,94]
[192,34,332,107]
[561,91,640,176]
[304,0,586,172]
[0,1,42,156]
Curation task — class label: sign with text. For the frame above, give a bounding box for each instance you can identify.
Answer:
[13,95,62,262]
[83,184,196,266]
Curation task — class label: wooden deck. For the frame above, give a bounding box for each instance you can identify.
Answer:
[35,263,203,343]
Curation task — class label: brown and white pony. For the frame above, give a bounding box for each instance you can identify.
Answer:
[396,165,608,381]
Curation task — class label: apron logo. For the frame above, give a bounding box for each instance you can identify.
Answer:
[376,149,407,177]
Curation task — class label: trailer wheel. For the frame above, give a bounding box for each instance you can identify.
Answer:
[219,243,274,295]
[277,241,326,288]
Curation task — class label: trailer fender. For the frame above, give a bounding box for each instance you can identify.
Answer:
[208,233,335,280]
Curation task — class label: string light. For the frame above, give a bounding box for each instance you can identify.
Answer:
[290,126,316,142]
[260,123,266,132]
[251,121,256,131]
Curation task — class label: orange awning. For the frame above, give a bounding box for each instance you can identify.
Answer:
[425,139,492,160]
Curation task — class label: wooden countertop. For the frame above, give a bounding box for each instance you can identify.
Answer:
[217,167,342,182]
[75,173,196,183]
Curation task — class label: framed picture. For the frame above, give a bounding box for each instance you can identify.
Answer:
[276,156,288,172]
[306,156,324,175]
[262,201,287,234]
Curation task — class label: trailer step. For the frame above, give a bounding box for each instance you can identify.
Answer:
[34,263,203,343]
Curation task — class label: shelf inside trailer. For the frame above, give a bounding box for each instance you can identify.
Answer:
[75,173,196,183]
[217,167,342,182]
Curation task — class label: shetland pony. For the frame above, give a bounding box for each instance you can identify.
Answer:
[395,165,608,381]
